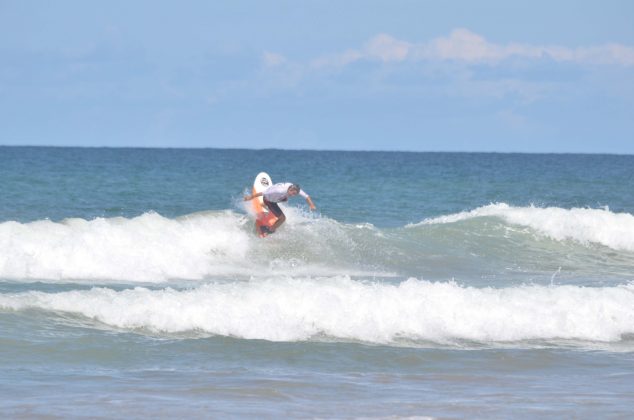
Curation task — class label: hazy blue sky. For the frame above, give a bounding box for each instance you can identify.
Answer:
[1,1,633,152]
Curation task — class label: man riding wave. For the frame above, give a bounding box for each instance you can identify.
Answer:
[244,182,316,234]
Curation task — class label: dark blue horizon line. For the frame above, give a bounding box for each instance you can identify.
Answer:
[0,144,632,157]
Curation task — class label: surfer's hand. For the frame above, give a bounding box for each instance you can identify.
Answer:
[306,197,316,211]
[243,195,251,201]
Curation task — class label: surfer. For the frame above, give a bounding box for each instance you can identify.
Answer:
[244,183,316,234]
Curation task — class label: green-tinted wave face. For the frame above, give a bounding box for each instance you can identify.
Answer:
[260,204,634,286]
[2,204,633,287]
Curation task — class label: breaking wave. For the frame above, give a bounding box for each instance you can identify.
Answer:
[1,277,633,346]
[1,204,633,283]
[413,203,634,252]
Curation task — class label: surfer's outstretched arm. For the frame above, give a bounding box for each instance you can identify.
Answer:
[305,196,316,211]
[244,192,262,201]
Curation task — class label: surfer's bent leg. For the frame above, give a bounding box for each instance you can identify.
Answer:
[264,200,285,231]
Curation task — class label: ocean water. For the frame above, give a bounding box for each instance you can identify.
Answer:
[1,146,633,418]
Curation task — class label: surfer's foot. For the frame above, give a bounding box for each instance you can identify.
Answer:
[260,226,274,235]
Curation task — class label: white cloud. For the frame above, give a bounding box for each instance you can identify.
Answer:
[561,44,634,66]
[262,51,287,67]
[310,28,634,67]
[310,34,409,69]
[310,49,362,69]
[426,29,634,66]
[249,29,632,105]
[364,34,411,62]
[425,29,510,62]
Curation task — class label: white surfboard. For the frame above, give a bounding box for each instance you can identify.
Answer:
[252,172,276,237]
[253,172,272,208]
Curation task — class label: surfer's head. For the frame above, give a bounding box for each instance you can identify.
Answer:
[288,184,301,196]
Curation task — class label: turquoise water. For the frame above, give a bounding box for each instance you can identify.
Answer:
[1,147,633,417]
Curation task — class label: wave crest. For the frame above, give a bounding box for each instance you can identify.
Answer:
[1,204,633,283]
[0,211,253,282]
[413,203,634,252]
[2,277,633,346]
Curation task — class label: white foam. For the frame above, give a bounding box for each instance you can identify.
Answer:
[0,210,384,282]
[3,204,632,283]
[2,277,633,345]
[414,203,634,252]
[0,211,253,282]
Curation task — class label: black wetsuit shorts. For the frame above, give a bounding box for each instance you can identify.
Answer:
[263,199,283,217]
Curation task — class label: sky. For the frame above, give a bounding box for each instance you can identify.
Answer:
[1,0,633,153]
